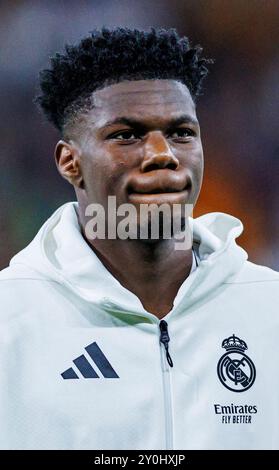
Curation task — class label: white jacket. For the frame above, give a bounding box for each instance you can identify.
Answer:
[0,201,278,450]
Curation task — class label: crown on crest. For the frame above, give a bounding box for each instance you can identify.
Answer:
[222,334,248,351]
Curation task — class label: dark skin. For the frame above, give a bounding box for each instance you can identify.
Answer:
[55,79,204,318]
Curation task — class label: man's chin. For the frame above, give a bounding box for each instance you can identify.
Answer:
[124,215,187,241]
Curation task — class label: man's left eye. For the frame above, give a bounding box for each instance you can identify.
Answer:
[170,129,194,139]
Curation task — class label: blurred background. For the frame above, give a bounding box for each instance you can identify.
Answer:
[0,0,278,270]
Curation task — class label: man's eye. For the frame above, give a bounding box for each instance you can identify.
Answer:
[170,128,194,139]
[113,131,139,140]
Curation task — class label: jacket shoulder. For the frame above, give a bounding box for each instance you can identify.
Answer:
[227,260,279,284]
[0,263,46,281]
[0,264,59,326]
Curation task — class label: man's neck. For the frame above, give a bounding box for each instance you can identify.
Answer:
[78,217,193,319]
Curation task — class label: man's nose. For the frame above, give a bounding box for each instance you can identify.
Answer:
[141,131,179,172]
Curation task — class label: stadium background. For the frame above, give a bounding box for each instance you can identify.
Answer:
[0,0,278,270]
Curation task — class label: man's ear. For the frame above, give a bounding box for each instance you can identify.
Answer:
[54,140,84,189]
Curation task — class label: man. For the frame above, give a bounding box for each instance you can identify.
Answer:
[0,27,278,450]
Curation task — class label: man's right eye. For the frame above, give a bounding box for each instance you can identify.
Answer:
[111,131,139,141]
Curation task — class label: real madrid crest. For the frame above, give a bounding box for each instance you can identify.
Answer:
[217,334,256,392]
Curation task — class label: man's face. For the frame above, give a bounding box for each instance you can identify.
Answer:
[68,79,204,235]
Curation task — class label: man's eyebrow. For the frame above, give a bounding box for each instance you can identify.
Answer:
[99,114,199,130]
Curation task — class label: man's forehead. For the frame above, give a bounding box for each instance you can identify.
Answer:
[93,78,191,99]
[90,79,196,124]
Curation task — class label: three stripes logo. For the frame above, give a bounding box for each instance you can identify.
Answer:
[61,341,119,380]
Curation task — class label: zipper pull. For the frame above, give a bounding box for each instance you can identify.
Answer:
[159,320,173,368]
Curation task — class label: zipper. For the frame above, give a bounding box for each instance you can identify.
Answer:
[159,320,174,367]
[159,319,174,450]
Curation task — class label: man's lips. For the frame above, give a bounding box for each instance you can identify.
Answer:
[127,173,191,205]
[127,172,190,195]
[127,190,189,205]
[129,187,186,194]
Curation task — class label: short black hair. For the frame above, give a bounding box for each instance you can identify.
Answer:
[35,27,212,134]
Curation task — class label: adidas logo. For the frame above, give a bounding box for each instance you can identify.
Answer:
[61,341,119,379]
